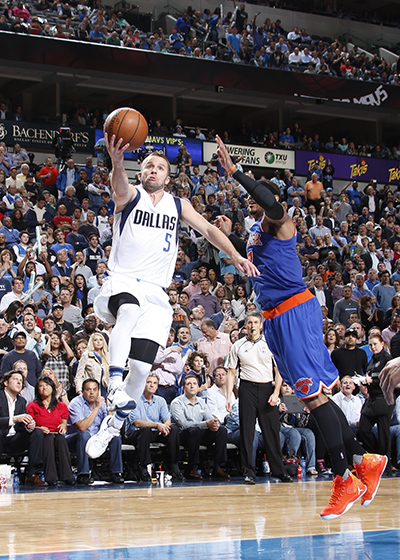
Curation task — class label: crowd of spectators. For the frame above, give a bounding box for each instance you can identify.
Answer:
[0,131,400,483]
[0,0,399,86]
[2,88,400,162]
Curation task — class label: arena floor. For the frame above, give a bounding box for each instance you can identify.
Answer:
[0,474,399,560]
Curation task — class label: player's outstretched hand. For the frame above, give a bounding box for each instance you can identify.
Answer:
[215,135,234,172]
[234,255,260,277]
[214,215,232,236]
[379,357,400,405]
[104,132,130,163]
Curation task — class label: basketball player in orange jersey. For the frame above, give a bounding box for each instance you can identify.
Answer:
[215,134,387,520]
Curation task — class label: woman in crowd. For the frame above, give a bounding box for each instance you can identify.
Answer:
[190,195,204,214]
[0,169,6,192]
[18,189,32,214]
[45,224,55,245]
[231,284,248,322]
[383,295,400,329]
[41,365,69,404]
[47,194,57,217]
[46,275,61,304]
[208,268,222,293]
[179,351,209,395]
[10,209,27,232]
[12,231,30,263]
[27,376,75,485]
[357,334,393,470]
[74,332,109,396]
[360,295,379,336]
[0,249,17,283]
[42,331,75,395]
[214,284,226,305]
[73,273,89,309]
[196,185,207,206]
[3,300,23,326]
[70,338,88,382]
[182,184,191,201]
[324,327,340,354]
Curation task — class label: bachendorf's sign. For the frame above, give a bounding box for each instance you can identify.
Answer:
[0,121,95,152]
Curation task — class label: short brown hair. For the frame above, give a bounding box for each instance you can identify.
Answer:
[183,374,199,387]
[0,370,25,390]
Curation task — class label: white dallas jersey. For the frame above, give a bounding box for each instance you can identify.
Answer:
[109,184,181,288]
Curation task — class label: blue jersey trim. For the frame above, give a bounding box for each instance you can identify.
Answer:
[119,190,141,235]
[173,196,182,245]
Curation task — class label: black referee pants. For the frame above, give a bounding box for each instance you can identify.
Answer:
[239,380,284,478]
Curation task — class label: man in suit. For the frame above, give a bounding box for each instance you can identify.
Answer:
[323,209,340,231]
[305,204,317,230]
[359,185,380,219]
[0,370,46,485]
[309,274,334,318]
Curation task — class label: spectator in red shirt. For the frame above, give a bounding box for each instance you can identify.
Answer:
[27,376,75,485]
[37,157,59,198]
[13,1,31,22]
[53,205,72,240]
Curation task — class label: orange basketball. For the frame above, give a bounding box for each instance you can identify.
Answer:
[103,107,148,152]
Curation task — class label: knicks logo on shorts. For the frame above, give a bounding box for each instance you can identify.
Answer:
[295,377,313,395]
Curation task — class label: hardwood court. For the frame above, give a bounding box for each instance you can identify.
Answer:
[0,477,399,559]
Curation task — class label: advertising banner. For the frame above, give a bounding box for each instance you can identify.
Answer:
[94,130,203,165]
[0,121,94,153]
[203,142,295,169]
[295,151,400,184]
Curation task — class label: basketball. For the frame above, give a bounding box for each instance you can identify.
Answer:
[103,107,148,152]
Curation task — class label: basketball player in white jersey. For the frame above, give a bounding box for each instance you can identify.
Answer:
[86,134,258,458]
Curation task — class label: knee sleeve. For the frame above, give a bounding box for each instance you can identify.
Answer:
[108,292,139,319]
[129,338,159,364]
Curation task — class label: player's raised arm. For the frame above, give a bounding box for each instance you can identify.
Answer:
[215,135,285,222]
[180,200,259,277]
[105,133,137,212]
[379,357,400,405]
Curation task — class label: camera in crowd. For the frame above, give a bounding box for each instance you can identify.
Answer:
[53,126,75,162]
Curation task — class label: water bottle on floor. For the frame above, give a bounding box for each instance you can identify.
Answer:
[300,457,306,479]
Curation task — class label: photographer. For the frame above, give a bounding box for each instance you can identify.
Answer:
[53,126,74,165]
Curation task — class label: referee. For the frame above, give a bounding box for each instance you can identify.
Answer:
[226,312,292,484]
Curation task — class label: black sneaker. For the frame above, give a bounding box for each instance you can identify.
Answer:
[244,475,256,485]
[276,472,293,483]
[140,468,151,482]
[111,473,125,484]
[76,474,94,485]
[171,469,184,481]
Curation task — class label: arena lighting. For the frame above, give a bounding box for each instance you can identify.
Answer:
[0,72,42,82]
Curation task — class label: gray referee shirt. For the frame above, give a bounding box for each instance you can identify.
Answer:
[226,336,274,383]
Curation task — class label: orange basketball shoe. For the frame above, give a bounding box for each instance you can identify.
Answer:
[354,453,388,507]
[320,472,366,520]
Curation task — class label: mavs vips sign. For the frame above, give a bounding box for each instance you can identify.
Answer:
[203,143,295,169]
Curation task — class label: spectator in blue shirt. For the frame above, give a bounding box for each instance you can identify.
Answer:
[169,26,183,52]
[279,128,295,149]
[90,24,105,43]
[125,375,183,481]
[227,25,241,60]
[175,12,190,38]
[0,217,20,245]
[67,379,123,485]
